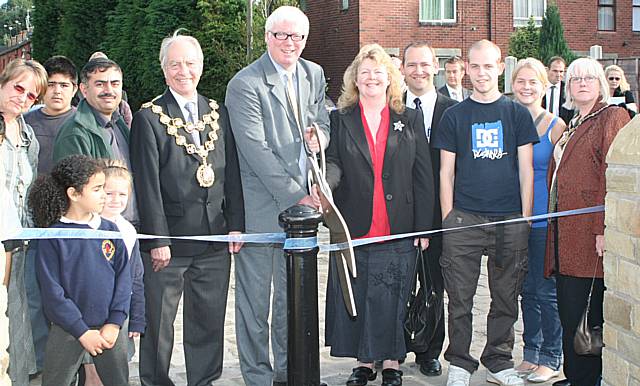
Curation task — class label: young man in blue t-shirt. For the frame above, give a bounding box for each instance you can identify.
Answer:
[432,40,538,386]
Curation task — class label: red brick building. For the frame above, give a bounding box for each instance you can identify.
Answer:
[303,0,640,99]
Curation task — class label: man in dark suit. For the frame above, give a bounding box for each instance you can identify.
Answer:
[225,6,328,386]
[402,41,457,378]
[437,56,471,102]
[542,56,573,124]
[130,32,244,386]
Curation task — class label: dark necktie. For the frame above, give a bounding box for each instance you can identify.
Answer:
[414,97,422,111]
[549,85,556,114]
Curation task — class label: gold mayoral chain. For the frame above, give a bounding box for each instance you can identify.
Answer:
[141,99,221,188]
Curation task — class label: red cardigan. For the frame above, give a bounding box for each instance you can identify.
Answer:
[544,103,630,278]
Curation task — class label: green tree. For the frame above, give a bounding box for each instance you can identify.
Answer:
[538,3,577,65]
[508,17,540,60]
[54,0,118,68]
[31,0,61,60]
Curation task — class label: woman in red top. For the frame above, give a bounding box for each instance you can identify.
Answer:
[324,44,435,386]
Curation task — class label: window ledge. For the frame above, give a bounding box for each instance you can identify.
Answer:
[419,20,457,26]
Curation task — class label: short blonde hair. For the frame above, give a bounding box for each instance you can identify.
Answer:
[605,64,630,92]
[563,57,609,110]
[512,57,549,91]
[0,58,48,100]
[337,44,405,114]
[468,39,502,62]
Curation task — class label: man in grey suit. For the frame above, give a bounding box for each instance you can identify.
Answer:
[225,5,329,386]
[437,56,471,102]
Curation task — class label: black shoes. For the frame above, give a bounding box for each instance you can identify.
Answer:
[346,366,377,386]
[552,380,571,386]
[272,382,287,386]
[419,358,442,376]
[381,368,403,386]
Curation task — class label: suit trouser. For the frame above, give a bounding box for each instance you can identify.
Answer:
[440,208,529,374]
[42,323,128,386]
[556,274,604,386]
[414,236,446,363]
[139,248,230,386]
[235,244,288,386]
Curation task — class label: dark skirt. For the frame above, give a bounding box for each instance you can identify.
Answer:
[325,239,415,362]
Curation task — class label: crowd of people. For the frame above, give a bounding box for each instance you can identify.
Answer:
[0,4,635,386]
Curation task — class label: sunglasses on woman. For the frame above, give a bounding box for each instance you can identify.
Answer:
[13,83,38,102]
[608,77,621,81]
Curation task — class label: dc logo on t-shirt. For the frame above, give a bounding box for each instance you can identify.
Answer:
[471,120,508,160]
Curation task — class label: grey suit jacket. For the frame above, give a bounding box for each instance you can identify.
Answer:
[225,53,330,232]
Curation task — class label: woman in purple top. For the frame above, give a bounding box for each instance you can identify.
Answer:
[511,58,566,383]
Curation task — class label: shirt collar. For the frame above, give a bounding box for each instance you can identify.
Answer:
[89,104,119,128]
[169,88,198,110]
[406,88,437,109]
[446,84,462,95]
[268,52,297,82]
[60,213,102,229]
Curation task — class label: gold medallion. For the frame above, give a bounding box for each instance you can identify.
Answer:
[143,97,222,189]
[197,164,215,187]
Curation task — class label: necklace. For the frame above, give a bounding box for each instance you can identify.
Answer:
[141,99,221,188]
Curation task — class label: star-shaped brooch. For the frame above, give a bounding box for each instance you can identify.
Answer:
[393,121,404,132]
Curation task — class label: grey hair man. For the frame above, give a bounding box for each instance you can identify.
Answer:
[131,31,244,386]
[225,5,329,386]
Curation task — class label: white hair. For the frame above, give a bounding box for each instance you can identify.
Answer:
[159,30,204,70]
[563,57,609,110]
[265,6,309,36]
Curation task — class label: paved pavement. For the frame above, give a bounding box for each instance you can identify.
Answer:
[31,226,560,385]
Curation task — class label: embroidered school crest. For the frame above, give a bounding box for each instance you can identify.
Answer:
[102,240,115,261]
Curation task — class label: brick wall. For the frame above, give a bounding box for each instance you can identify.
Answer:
[304,0,640,100]
[603,116,640,386]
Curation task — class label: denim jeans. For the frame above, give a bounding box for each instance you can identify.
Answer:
[520,227,562,370]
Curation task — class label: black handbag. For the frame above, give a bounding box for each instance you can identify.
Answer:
[404,247,444,353]
[573,256,604,356]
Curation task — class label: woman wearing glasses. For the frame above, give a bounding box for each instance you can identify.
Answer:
[0,58,47,386]
[605,64,637,117]
[544,58,630,386]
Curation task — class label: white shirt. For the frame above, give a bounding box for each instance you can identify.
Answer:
[446,84,464,102]
[546,83,561,115]
[407,88,438,142]
[169,88,201,146]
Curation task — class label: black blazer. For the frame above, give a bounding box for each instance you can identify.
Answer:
[130,89,244,256]
[542,81,574,124]
[437,85,470,100]
[326,104,435,238]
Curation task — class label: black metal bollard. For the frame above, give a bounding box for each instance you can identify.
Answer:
[279,204,324,386]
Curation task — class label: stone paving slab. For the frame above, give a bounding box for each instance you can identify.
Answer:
[31,227,560,385]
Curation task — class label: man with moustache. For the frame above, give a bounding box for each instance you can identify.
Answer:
[225,5,328,386]
[432,40,537,386]
[438,56,471,102]
[401,41,456,378]
[52,57,137,223]
[130,32,244,386]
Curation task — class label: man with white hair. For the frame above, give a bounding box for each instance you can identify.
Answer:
[130,31,244,386]
[225,5,329,386]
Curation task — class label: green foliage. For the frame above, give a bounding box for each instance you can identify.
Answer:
[54,0,118,69]
[538,3,577,65]
[31,0,60,61]
[508,17,540,60]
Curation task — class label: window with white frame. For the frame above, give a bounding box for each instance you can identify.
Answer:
[598,0,615,31]
[633,0,640,31]
[513,0,546,27]
[420,0,455,23]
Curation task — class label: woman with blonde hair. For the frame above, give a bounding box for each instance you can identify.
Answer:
[324,43,434,386]
[0,57,48,385]
[511,58,566,383]
[605,64,637,115]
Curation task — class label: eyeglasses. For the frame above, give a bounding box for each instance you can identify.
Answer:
[608,77,621,81]
[569,75,598,84]
[269,31,305,42]
[13,83,38,102]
